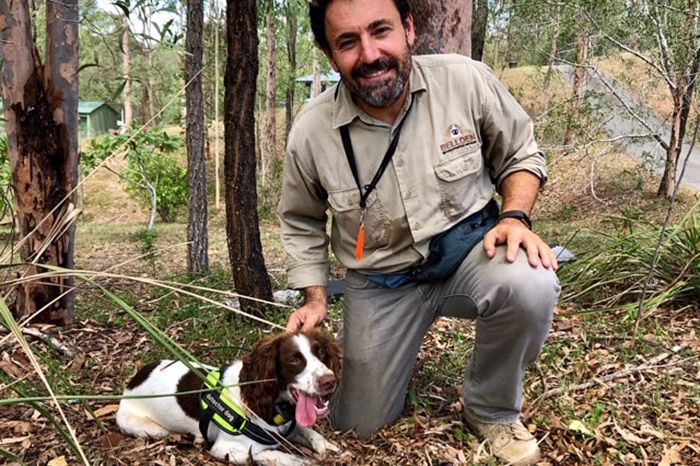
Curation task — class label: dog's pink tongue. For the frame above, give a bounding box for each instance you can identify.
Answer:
[295,393,318,427]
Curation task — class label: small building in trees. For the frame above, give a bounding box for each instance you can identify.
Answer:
[78,101,120,138]
[296,71,340,100]
[2,100,119,139]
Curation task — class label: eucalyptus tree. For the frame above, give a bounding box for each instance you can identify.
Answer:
[597,0,700,198]
[471,0,489,60]
[283,0,307,139]
[412,0,472,55]
[0,0,79,325]
[260,0,278,187]
[225,0,274,315]
[185,0,208,274]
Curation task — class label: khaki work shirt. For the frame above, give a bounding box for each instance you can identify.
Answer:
[278,54,547,289]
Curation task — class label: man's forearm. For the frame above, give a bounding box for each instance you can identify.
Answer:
[302,285,328,308]
[499,170,542,214]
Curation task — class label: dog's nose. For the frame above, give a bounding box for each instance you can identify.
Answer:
[319,373,337,393]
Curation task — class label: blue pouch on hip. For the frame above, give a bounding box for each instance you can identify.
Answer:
[409,199,499,283]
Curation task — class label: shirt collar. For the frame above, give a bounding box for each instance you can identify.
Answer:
[331,57,427,129]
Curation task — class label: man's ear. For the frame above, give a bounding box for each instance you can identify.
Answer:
[405,13,415,47]
[323,48,339,72]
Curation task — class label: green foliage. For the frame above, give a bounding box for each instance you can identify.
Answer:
[0,134,13,217]
[133,227,159,268]
[258,156,285,222]
[84,127,187,225]
[559,203,700,314]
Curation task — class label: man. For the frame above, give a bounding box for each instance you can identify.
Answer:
[278,0,561,464]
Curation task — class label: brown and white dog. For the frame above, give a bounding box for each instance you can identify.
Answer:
[116,329,342,465]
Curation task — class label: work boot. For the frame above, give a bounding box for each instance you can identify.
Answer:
[463,409,541,466]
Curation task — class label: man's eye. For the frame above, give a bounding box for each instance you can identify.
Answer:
[374,27,391,36]
[337,40,355,50]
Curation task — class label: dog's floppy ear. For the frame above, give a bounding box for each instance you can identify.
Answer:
[307,329,342,379]
[239,334,282,420]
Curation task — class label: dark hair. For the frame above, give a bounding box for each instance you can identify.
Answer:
[309,0,412,51]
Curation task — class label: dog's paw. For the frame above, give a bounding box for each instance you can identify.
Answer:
[309,435,340,455]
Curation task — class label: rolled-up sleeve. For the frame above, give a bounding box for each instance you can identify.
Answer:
[277,141,331,289]
[475,62,547,192]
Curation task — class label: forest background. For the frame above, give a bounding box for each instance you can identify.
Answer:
[0,0,698,465]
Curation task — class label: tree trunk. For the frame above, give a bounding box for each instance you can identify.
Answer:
[658,90,682,197]
[224,0,273,316]
[284,7,298,142]
[541,5,561,110]
[185,0,209,274]
[122,17,133,129]
[412,0,472,56]
[657,4,700,198]
[0,0,79,326]
[142,48,156,126]
[471,0,488,61]
[312,48,322,99]
[261,8,277,187]
[564,26,589,146]
[213,1,222,210]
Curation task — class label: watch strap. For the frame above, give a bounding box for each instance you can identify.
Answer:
[498,210,532,230]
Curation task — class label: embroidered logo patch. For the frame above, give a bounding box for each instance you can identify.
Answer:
[440,124,477,153]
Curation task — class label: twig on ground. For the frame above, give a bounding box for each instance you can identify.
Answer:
[534,343,690,402]
[0,326,74,357]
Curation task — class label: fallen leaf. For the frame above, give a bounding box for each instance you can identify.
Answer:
[101,432,126,449]
[568,420,593,436]
[93,404,120,418]
[614,422,650,444]
[659,444,683,466]
[47,456,68,466]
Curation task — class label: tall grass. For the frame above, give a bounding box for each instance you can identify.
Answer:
[559,201,700,316]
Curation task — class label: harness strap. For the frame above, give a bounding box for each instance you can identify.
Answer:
[198,366,297,446]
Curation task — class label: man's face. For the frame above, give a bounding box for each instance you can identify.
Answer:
[323,0,414,110]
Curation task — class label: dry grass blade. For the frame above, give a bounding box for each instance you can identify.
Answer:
[0,297,90,465]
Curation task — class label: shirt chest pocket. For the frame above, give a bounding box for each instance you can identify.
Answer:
[327,188,390,250]
[433,144,484,220]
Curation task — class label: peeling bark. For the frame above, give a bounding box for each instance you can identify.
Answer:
[0,0,79,325]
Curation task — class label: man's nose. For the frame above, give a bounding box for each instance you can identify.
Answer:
[359,35,381,63]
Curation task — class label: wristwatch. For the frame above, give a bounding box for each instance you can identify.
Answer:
[498,210,532,230]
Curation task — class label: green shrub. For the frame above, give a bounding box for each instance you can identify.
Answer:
[0,134,13,219]
[559,203,700,315]
[83,127,187,227]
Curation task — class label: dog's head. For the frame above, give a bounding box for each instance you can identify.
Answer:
[239,329,341,427]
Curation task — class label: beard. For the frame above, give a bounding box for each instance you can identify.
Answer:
[343,52,412,109]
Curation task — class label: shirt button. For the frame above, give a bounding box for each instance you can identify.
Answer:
[405,190,412,199]
[396,158,404,167]
[414,222,421,230]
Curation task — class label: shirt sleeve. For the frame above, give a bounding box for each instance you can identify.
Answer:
[277,141,331,289]
[474,61,548,192]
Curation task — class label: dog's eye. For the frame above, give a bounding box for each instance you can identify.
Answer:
[316,348,327,360]
[288,355,302,366]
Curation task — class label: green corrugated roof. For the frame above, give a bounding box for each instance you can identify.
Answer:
[78,101,106,114]
[1,100,113,115]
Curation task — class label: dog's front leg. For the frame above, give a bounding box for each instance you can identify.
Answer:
[253,449,316,466]
[210,440,314,466]
[288,426,340,455]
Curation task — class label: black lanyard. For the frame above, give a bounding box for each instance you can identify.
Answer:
[339,115,408,211]
[339,110,410,261]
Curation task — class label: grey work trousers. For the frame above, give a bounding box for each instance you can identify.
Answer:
[330,242,561,438]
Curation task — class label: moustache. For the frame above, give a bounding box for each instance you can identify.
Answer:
[352,57,399,79]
